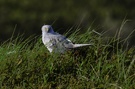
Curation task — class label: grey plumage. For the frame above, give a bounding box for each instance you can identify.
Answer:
[42,25,92,53]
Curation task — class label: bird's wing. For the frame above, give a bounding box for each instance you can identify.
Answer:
[48,33,74,48]
[50,33,92,49]
[62,39,74,49]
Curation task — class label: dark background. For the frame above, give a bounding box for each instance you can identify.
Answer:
[0,0,135,45]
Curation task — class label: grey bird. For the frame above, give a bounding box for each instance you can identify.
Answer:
[41,25,92,53]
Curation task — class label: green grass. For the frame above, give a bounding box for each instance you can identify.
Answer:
[0,25,135,89]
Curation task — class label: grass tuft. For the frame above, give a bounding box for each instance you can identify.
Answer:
[0,24,135,88]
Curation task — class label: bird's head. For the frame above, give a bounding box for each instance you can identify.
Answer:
[41,25,54,33]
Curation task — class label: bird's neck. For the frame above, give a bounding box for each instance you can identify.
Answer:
[42,31,47,37]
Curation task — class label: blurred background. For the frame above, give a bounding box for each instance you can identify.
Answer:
[0,0,135,46]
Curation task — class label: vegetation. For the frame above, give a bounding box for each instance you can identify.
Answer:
[0,22,135,88]
[0,0,135,42]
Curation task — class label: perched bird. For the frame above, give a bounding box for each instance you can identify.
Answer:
[41,25,92,53]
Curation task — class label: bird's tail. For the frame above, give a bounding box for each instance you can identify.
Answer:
[73,44,92,48]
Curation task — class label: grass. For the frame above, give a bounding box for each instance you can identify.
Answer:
[0,24,135,88]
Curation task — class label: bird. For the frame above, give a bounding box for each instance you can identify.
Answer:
[41,25,92,53]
